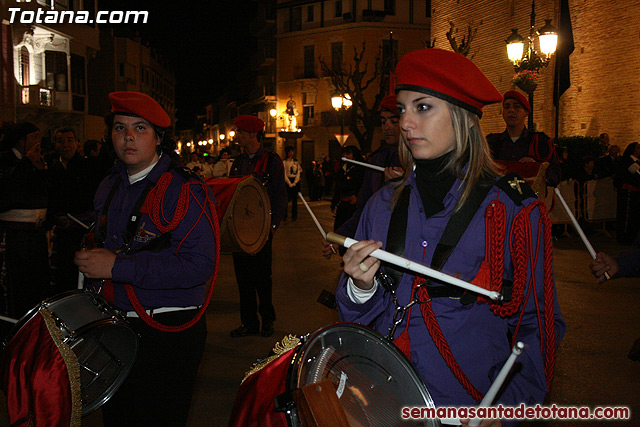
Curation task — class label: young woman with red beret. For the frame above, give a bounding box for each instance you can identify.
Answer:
[337,49,565,427]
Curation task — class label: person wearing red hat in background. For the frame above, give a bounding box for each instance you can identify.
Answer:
[337,49,565,426]
[322,94,404,258]
[75,91,217,426]
[486,90,562,186]
[228,115,287,338]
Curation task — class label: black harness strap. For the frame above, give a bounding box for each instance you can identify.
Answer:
[385,181,493,303]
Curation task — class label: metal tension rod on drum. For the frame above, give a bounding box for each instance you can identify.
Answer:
[553,188,610,280]
[0,315,18,324]
[326,232,502,301]
[298,192,337,254]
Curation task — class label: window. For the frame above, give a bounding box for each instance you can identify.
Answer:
[303,106,315,126]
[303,45,315,78]
[331,42,343,73]
[45,50,68,92]
[382,39,398,72]
[385,0,396,15]
[70,54,85,95]
[289,7,302,31]
[307,5,314,22]
[335,1,342,17]
[20,46,30,87]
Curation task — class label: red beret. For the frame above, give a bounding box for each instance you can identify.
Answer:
[379,95,398,115]
[395,48,502,117]
[233,115,265,133]
[109,91,171,128]
[503,90,531,112]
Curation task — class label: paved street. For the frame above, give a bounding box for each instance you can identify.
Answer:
[41,200,640,425]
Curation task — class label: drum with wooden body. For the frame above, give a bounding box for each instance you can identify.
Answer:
[206,176,271,254]
[1,290,139,418]
[229,323,439,426]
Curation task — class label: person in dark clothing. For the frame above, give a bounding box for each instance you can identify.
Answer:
[595,144,620,179]
[47,128,101,293]
[331,145,365,255]
[228,115,287,338]
[0,122,49,319]
[614,142,640,244]
[322,155,336,197]
[486,90,561,187]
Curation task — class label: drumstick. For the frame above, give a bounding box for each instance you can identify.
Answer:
[467,342,525,427]
[553,188,610,280]
[298,192,337,254]
[0,314,18,324]
[326,232,502,301]
[66,213,90,230]
[341,157,385,172]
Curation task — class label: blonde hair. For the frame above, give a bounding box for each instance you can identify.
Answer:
[392,101,501,210]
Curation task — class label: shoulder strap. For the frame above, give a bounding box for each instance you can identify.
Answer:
[496,173,536,205]
[95,176,122,248]
[383,186,411,289]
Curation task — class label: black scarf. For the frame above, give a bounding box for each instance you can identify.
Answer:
[414,151,457,218]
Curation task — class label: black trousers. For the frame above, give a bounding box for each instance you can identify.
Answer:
[0,221,50,319]
[50,227,85,294]
[101,309,207,427]
[232,235,275,329]
[617,188,640,245]
[285,184,299,220]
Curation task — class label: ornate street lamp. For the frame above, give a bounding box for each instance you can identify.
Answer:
[331,93,352,145]
[506,0,557,130]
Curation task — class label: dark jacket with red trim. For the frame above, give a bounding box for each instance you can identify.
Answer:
[487,128,562,186]
[337,171,565,419]
[90,154,217,311]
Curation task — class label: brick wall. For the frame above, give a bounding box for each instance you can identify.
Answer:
[431,0,640,150]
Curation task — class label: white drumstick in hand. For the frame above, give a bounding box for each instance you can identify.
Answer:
[298,192,337,254]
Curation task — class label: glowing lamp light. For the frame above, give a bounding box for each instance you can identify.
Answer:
[220,134,225,140]
[506,29,525,64]
[269,108,277,118]
[229,131,235,138]
[538,19,558,57]
[208,139,213,144]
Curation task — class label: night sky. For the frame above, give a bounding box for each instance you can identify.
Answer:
[99,1,258,128]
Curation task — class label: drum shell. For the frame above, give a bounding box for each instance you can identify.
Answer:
[206,176,271,254]
[230,323,438,427]
[2,290,139,417]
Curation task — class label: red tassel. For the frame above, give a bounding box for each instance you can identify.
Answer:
[394,330,411,360]
[471,261,491,303]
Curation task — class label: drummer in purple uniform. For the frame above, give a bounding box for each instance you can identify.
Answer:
[337,49,565,426]
[322,95,404,256]
[229,115,287,338]
[75,91,217,426]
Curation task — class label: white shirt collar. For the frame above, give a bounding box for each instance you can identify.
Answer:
[128,154,161,184]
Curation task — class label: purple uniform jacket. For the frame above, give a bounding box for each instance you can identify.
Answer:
[230,148,287,229]
[91,154,217,311]
[336,144,400,238]
[337,171,565,412]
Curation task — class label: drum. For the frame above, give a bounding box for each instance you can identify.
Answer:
[2,290,139,418]
[206,176,271,254]
[230,323,439,426]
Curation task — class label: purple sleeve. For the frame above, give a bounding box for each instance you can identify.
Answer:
[615,231,640,278]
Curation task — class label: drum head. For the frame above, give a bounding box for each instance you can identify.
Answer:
[227,176,271,254]
[71,320,138,416]
[288,323,439,427]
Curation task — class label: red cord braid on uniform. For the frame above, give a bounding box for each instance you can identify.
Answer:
[143,172,190,233]
[508,201,557,390]
[482,199,506,306]
[536,201,557,390]
[416,277,484,402]
[126,175,221,333]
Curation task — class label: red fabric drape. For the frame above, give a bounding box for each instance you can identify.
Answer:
[1,310,80,427]
[228,348,296,427]
[205,176,248,220]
